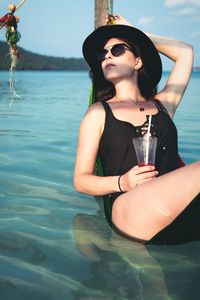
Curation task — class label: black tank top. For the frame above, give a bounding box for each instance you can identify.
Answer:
[99,99,180,178]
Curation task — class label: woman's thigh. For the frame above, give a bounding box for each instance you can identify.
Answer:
[112,161,200,241]
[147,193,200,245]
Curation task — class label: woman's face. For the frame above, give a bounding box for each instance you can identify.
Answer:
[100,38,141,84]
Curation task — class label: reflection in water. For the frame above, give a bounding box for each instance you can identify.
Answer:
[72,212,173,300]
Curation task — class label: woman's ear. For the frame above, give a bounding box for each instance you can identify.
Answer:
[134,57,143,70]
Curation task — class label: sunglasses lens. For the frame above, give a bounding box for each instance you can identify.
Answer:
[111,44,125,57]
[97,49,107,62]
[97,44,128,62]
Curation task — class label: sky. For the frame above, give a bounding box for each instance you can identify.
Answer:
[0,0,200,70]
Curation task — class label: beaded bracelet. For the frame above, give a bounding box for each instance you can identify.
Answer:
[118,175,124,193]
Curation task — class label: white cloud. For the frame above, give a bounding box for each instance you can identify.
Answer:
[174,7,196,15]
[165,0,186,6]
[165,0,200,7]
[138,17,154,26]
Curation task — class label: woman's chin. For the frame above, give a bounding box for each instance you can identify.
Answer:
[104,74,123,83]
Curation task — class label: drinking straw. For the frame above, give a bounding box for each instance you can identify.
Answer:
[145,115,152,164]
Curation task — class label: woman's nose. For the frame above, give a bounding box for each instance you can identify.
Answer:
[104,50,112,59]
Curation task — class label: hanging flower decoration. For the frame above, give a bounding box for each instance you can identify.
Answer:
[0,1,26,104]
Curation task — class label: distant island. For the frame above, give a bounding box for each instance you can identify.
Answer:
[0,41,199,72]
[0,41,88,71]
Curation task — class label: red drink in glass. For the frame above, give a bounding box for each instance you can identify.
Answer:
[133,136,157,167]
[138,162,155,167]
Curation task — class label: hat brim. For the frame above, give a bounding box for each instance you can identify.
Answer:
[82,25,162,88]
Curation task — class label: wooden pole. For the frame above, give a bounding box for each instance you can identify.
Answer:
[95,0,113,29]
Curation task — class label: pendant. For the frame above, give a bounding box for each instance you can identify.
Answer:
[140,107,145,112]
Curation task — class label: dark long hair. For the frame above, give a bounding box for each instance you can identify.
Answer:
[90,39,157,102]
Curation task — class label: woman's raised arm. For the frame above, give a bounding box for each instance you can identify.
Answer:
[146,32,193,117]
[108,14,194,117]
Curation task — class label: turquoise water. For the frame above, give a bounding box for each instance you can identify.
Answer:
[0,70,200,300]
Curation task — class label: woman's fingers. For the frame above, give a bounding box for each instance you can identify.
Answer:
[137,177,156,186]
[110,15,132,26]
[132,165,157,174]
[128,166,158,189]
[138,171,158,180]
[120,165,158,192]
[138,169,158,178]
[105,14,132,26]
[105,14,115,25]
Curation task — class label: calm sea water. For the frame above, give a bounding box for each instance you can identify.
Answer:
[0,70,200,300]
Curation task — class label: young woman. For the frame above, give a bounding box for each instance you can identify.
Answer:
[74,15,200,245]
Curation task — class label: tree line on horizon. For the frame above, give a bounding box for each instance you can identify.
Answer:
[0,41,199,72]
[0,41,88,71]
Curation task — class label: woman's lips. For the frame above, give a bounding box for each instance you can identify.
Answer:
[105,63,116,69]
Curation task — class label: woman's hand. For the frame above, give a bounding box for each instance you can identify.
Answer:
[105,14,133,27]
[119,165,158,192]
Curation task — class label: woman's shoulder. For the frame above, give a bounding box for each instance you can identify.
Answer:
[85,101,105,117]
[79,102,106,136]
[81,102,106,126]
[88,101,105,110]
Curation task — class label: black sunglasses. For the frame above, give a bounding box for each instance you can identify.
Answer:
[97,43,133,63]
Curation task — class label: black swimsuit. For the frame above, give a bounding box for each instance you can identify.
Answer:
[98,99,200,245]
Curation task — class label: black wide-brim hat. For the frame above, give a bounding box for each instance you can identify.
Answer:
[82,24,162,88]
